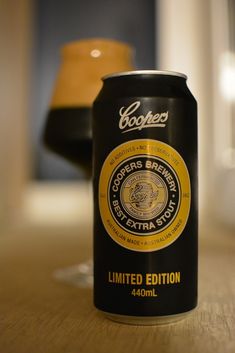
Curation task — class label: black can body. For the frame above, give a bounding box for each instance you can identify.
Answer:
[92,71,198,323]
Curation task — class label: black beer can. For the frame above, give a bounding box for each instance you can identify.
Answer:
[92,70,198,325]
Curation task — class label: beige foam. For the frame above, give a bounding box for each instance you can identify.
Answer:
[50,38,134,108]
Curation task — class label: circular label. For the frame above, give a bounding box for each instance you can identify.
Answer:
[99,139,191,252]
[120,169,168,221]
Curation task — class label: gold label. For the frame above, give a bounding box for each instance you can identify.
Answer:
[99,139,191,252]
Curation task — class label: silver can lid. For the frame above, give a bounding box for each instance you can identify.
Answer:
[103,70,187,80]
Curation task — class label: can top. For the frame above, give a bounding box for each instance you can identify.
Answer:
[103,70,187,80]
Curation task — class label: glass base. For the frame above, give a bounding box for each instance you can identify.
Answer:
[53,259,93,288]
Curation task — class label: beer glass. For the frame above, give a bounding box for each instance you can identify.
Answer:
[43,38,134,286]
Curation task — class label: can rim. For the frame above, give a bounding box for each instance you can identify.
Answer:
[103,70,187,80]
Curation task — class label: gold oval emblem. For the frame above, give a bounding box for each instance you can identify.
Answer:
[99,139,191,252]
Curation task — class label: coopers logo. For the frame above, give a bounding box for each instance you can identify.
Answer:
[119,101,169,133]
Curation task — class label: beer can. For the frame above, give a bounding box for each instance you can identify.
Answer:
[92,70,198,325]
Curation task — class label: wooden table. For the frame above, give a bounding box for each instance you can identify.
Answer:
[0,223,235,353]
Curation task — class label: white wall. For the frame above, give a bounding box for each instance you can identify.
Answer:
[0,0,32,226]
[156,0,235,227]
[156,0,214,222]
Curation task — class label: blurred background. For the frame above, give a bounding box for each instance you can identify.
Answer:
[1,0,235,230]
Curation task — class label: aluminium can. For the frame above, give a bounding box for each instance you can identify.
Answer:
[92,70,198,325]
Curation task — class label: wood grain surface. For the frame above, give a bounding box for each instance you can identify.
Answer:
[0,223,234,353]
